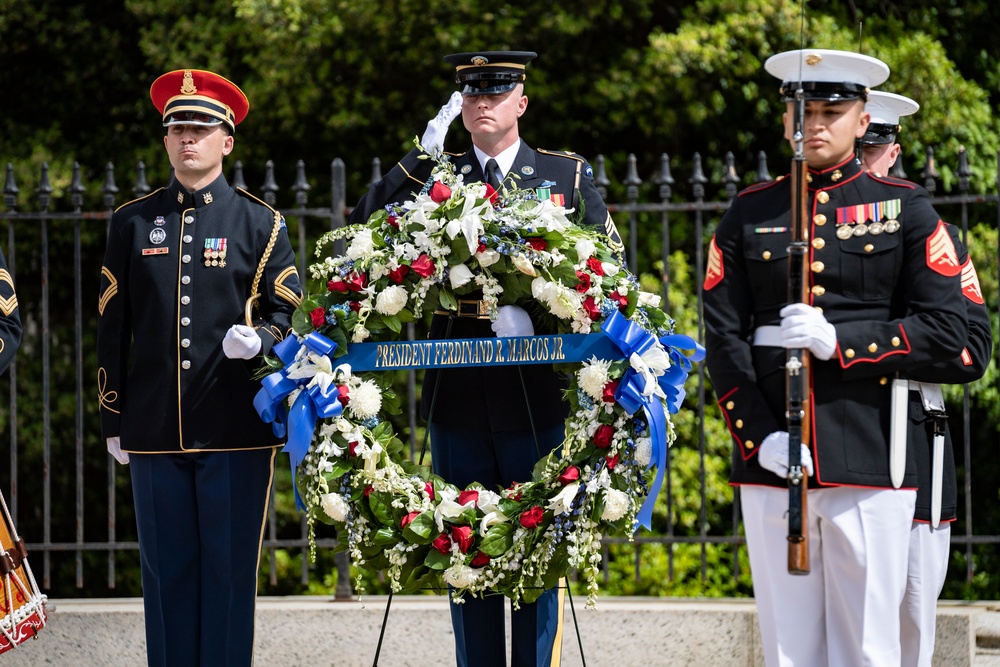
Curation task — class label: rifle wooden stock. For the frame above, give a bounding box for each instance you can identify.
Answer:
[786,140,811,576]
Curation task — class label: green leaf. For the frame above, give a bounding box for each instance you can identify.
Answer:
[372,526,399,546]
[479,522,514,556]
[383,314,402,334]
[424,548,452,571]
[438,288,458,312]
[403,511,436,543]
[367,492,395,526]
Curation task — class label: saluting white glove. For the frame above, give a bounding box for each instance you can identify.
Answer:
[107,437,129,465]
[420,92,464,152]
[491,305,535,338]
[758,431,814,478]
[222,324,262,359]
[779,302,837,361]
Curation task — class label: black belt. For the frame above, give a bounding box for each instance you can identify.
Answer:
[434,299,491,319]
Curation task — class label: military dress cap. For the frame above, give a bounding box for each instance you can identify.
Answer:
[765,49,890,102]
[150,69,250,134]
[444,51,537,95]
[863,90,920,145]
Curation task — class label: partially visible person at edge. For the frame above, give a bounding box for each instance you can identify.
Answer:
[861,90,992,667]
[0,239,20,374]
[349,50,623,667]
[703,49,969,667]
[97,69,301,667]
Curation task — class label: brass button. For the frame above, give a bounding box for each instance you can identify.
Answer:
[814,214,827,226]
[868,343,878,353]
[806,173,813,183]
[746,441,755,449]
[891,337,901,347]
[812,237,826,249]
[846,349,856,358]
[880,377,888,385]
[726,401,735,411]
[831,170,843,182]
[735,419,744,429]
[811,285,826,296]
[864,244,874,252]
[811,261,825,273]
[762,250,772,260]
[817,191,830,204]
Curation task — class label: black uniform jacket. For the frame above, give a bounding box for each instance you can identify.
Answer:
[98,173,302,453]
[349,141,618,431]
[704,156,968,489]
[905,224,991,522]
[0,247,21,375]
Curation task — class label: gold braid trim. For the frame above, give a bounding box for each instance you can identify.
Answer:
[245,210,283,327]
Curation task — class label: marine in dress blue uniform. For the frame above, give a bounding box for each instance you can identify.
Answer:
[349,51,620,667]
[703,50,969,666]
[861,90,994,667]
[0,250,20,374]
[97,69,301,667]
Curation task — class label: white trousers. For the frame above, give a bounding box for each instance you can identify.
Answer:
[900,522,951,667]
[741,485,916,667]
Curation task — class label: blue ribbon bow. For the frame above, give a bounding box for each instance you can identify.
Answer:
[253,333,343,510]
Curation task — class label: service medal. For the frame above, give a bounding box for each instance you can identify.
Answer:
[852,223,869,237]
[868,221,884,235]
[836,225,854,240]
[885,219,900,233]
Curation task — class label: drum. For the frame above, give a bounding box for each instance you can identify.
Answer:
[0,489,46,653]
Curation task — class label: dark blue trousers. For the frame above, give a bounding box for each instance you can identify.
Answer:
[431,423,564,667]
[130,448,276,667]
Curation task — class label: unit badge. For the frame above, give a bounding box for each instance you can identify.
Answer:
[154,216,166,226]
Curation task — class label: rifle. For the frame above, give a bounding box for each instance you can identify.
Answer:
[785,54,811,576]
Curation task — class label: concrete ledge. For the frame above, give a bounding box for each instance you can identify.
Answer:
[0,596,995,666]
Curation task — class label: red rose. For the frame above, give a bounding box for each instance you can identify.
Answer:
[606,454,620,470]
[557,466,580,485]
[594,424,615,449]
[458,490,479,506]
[431,533,452,554]
[451,525,474,554]
[519,506,545,529]
[507,483,523,501]
[602,380,619,403]
[425,482,435,501]
[471,551,491,568]
[328,279,349,293]
[363,485,374,497]
[429,181,452,203]
[310,307,326,328]
[586,257,605,275]
[476,241,487,253]
[338,385,351,408]
[609,290,628,311]
[348,440,359,455]
[388,265,409,283]
[583,296,601,321]
[575,271,591,293]
[345,272,367,292]
[348,301,362,313]
[527,238,547,252]
[386,213,399,229]
[401,511,420,528]
[411,254,436,278]
[484,183,499,205]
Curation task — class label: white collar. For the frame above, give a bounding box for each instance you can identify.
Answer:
[473,140,521,180]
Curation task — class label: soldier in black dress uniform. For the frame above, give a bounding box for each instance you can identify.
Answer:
[861,90,993,667]
[97,69,301,667]
[703,50,969,666]
[0,247,20,374]
[349,51,620,667]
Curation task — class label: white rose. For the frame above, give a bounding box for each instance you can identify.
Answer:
[449,263,475,289]
[476,490,502,513]
[637,291,661,308]
[600,488,630,522]
[575,239,596,261]
[347,228,375,261]
[635,437,652,467]
[347,379,382,420]
[351,326,370,343]
[320,492,350,522]
[374,285,408,316]
[443,564,481,589]
[476,248,500,268]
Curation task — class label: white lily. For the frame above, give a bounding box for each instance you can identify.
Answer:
[476,490,503,514]
[444,195,489,254]
[479,510,509,537]
[575,238,596,261]
[434,487,468,532]
[449,263,475,289]
[511,252,537,277]
[547,482,580,516]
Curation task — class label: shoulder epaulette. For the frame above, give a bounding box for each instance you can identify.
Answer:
[113,187,165,214]
[536,148,584,163]
[236,187,281,213]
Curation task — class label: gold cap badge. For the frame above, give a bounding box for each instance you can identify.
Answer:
[180,70,198,95]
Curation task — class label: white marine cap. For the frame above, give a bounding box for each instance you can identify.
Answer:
[765,49,890,101]
[863,90,920,145]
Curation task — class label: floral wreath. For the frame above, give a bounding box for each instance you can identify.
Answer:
[254,142,703,608]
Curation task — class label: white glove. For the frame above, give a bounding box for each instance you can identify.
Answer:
[758,431,814,478]
[491,305,534,337]
[223,324,262,359]
[420,92,464,152]
[779,303,836,361]
[107,437,129,465]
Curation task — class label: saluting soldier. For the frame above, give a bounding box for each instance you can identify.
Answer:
[349,51,620,667]
[97,69,301,667]
[703,50,969,666]
[861,90,993,667]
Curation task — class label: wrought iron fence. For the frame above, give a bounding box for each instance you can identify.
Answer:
[0,146,996,597]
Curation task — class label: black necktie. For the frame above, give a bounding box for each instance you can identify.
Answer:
[485,158,502,190]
